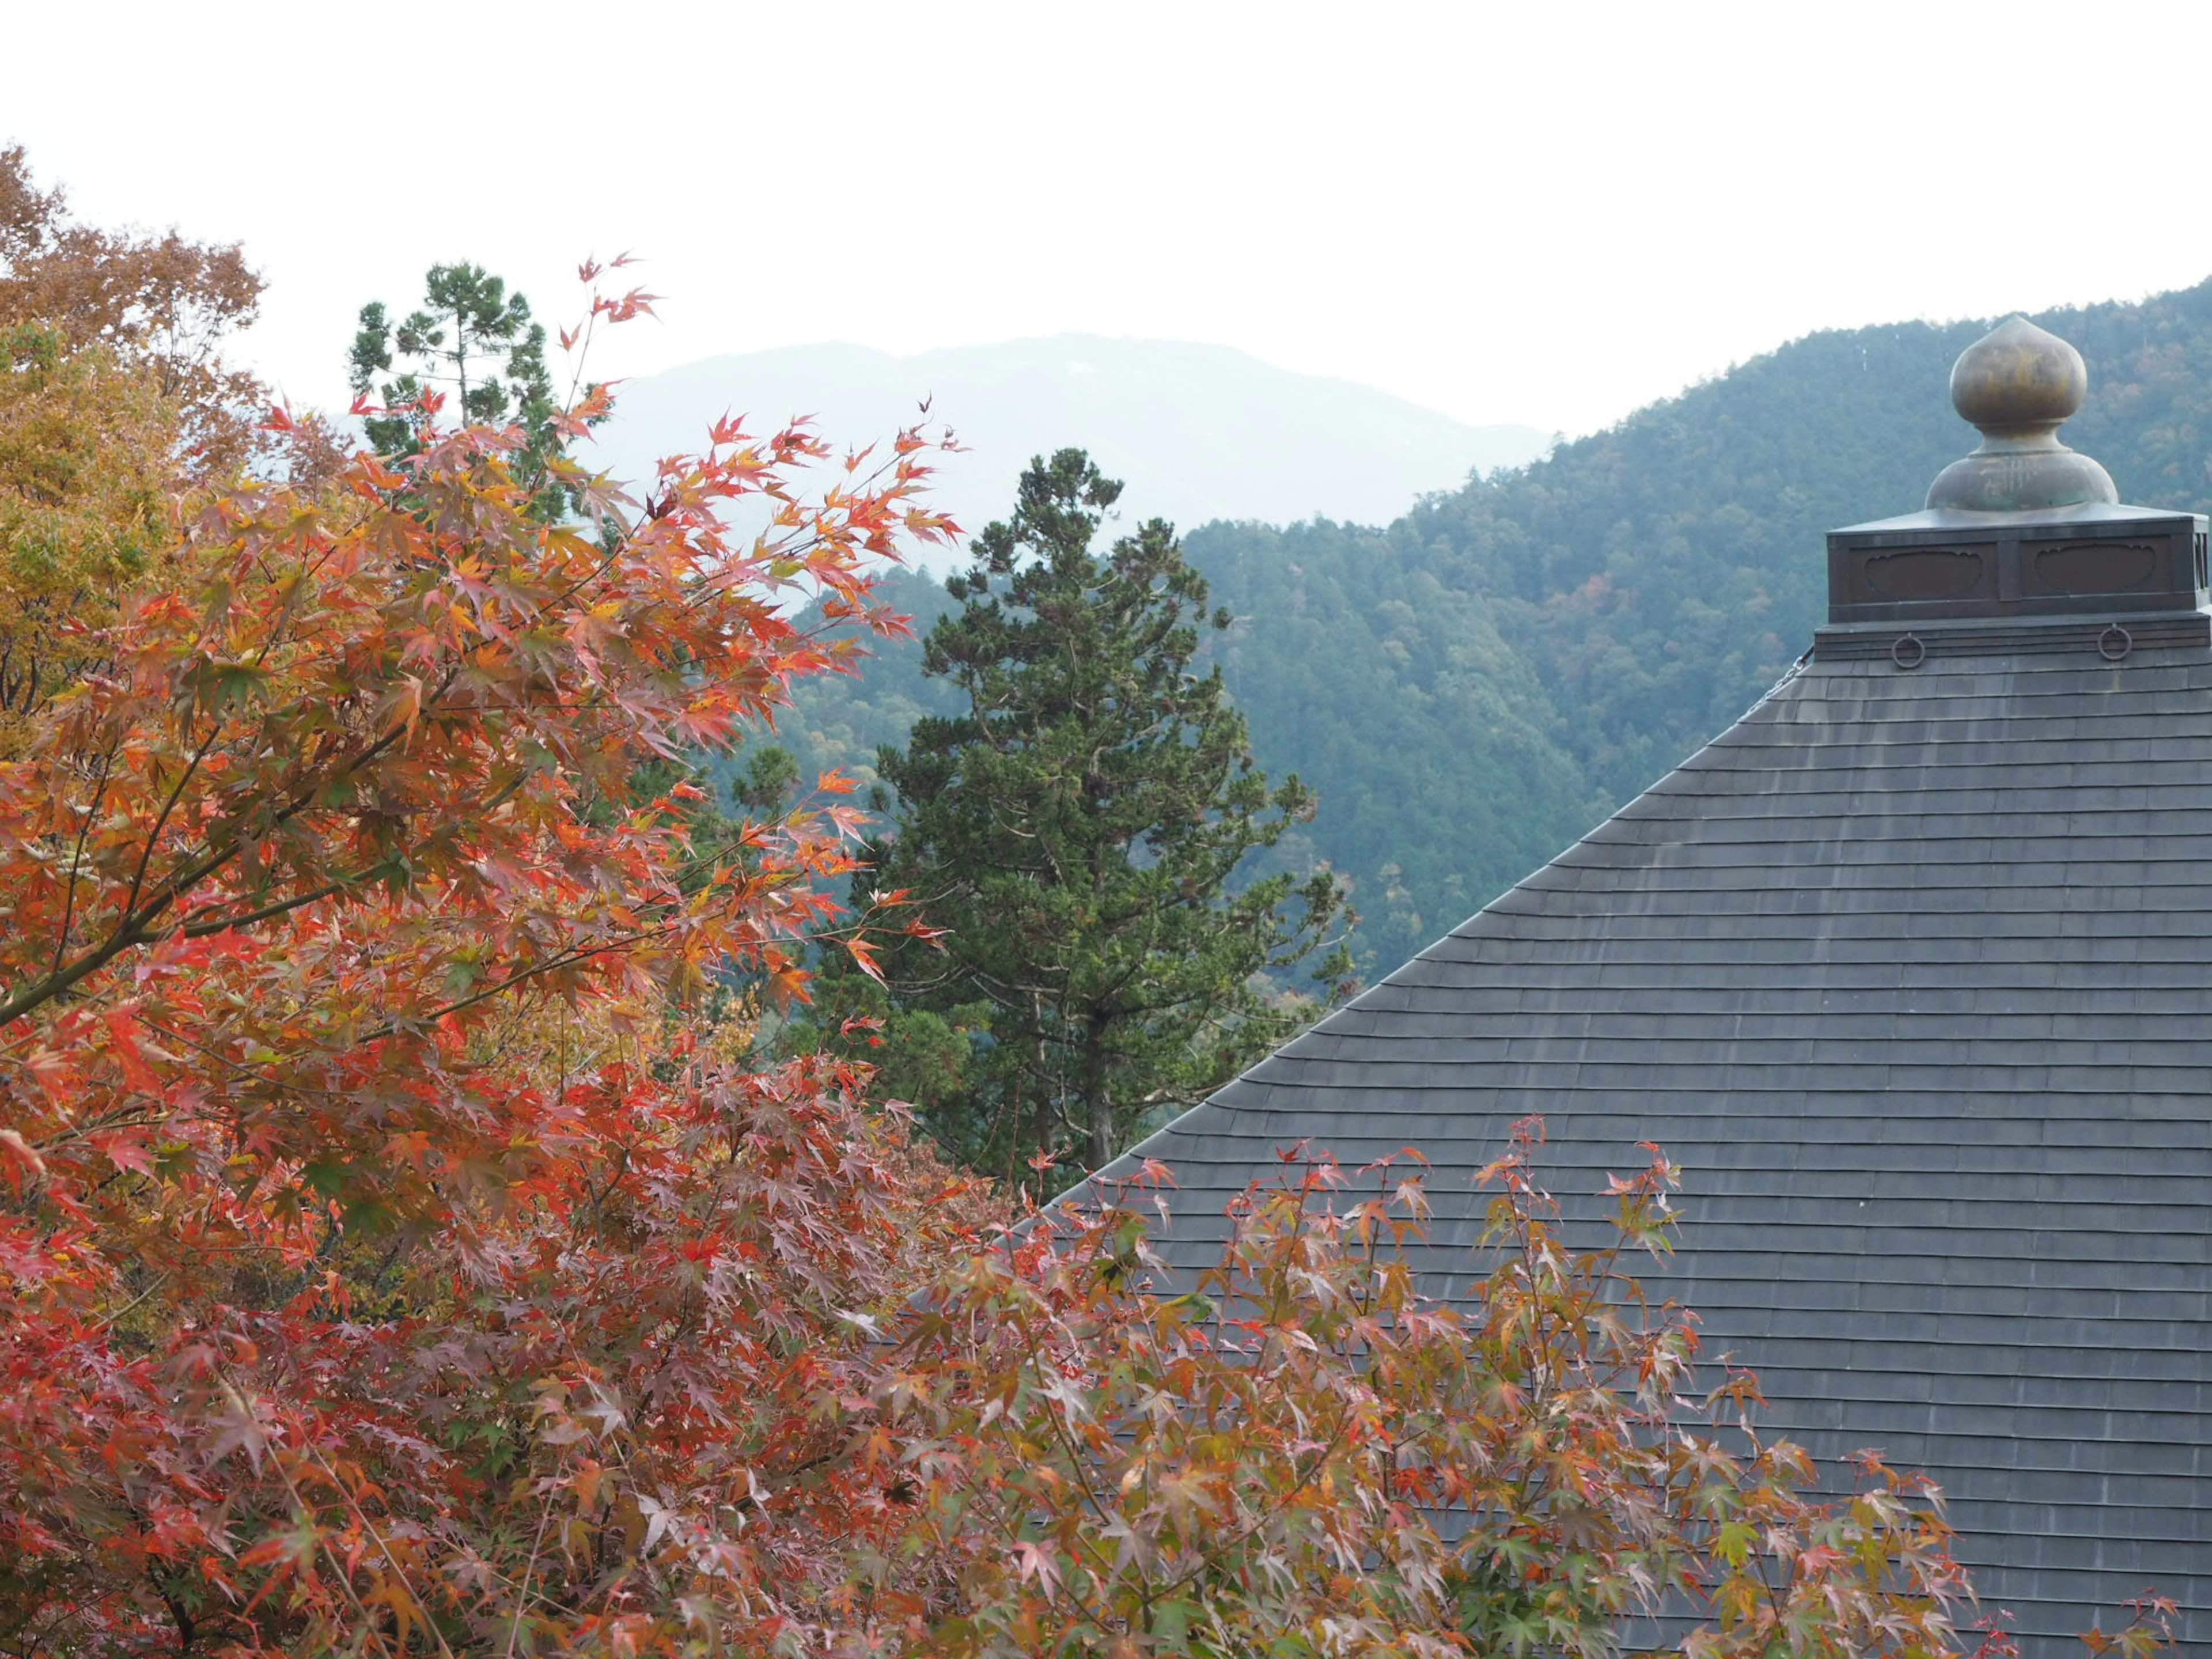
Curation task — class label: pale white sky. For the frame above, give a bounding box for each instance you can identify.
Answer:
[10,0,2211,438]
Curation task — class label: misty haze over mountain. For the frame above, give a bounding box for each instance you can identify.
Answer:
[587,336,1551,560]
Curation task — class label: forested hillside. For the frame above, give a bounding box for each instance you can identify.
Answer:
[766,278,2212,971]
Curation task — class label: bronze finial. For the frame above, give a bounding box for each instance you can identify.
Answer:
[1924,316,2119,513]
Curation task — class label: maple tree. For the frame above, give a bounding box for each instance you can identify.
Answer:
[0,254,983,1653]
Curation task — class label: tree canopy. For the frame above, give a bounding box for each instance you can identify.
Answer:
[0,150,315,754]
[0,145,264,476]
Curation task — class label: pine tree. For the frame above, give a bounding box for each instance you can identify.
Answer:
[854,449,1352,1181]
[347,263,562,505]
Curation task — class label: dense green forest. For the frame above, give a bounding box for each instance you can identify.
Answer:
[757,277,2212,972]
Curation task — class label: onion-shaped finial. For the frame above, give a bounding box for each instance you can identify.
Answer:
[1925,316,2118,513]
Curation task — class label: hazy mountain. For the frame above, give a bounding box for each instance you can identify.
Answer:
[586,335,1550,556]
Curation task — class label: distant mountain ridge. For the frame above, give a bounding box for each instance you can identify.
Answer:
[745,276,2212,972]
[588,335,1550,555]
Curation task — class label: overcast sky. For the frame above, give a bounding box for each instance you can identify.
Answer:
[12,0,2212,439]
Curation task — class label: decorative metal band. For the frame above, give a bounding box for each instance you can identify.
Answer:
[1812,611,2212,663]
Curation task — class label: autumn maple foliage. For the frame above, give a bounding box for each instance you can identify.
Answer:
[0,259,991,1653]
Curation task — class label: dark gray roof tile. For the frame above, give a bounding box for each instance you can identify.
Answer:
[1084,642,2212,1653]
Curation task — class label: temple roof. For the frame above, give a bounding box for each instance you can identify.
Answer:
[1096,629,2212,1653]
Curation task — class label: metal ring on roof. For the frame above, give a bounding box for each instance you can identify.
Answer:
[1891,633,1926,670]
[2098,623,2133,662]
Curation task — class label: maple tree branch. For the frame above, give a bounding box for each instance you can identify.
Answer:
[356,929,660,1042]
[135,1019,344,1102]
[48,743,116,982]
[1014,1314,1126,1574]
[176,870,372,940]
[502,1483,562,1659]
[88,1271,172,1338]
[0,699,430,1032]
[120,713,228,925]
[300,1438,461,1659]
[150,1573,196,1656]
[29,1108,171,1156]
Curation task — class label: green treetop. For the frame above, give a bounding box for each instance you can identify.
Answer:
[850,448,1353,1183]
[347,263,559,501]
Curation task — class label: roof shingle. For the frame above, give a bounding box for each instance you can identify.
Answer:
[1095,637,2212,1654]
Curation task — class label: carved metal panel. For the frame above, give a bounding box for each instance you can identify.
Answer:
[1827,512,2209,627]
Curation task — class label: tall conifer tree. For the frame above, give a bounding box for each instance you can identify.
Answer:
[855,448,1352,1180]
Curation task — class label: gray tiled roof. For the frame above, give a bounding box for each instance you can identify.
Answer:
[1093,642,2212,1654]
